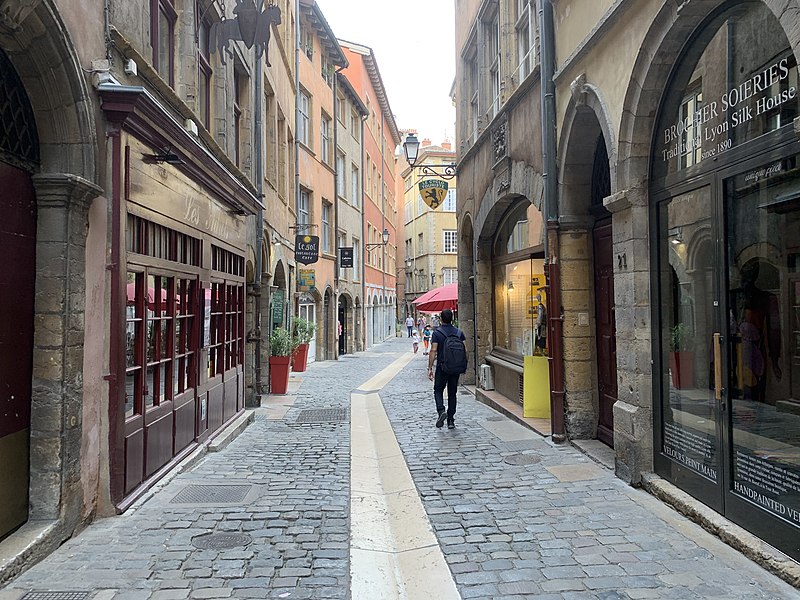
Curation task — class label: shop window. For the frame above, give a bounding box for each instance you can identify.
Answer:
[492,199,546,356]
[126,271,191,417]
[655,2,799,178]
[127,214,201,266]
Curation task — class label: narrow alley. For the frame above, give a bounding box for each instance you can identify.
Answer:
[1,337,797,599]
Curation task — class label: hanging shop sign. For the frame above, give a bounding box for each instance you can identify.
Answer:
[419,179,448,210]
[339,247,354,268]
[295,235,320,265]
[298,269,315,292]
[209,0,282,67]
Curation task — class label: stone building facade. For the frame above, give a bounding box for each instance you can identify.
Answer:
[456,0,800,562]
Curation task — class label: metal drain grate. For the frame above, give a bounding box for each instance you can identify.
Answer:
[295,408,348,423]
[504,453,541,466]
[21,593,91,600]
[171,484,252,504]
[192,532,252,549]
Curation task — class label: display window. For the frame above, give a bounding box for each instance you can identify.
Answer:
[492,200,546,356]
[652,0,800,560]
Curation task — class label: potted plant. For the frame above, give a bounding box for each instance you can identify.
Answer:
[269,327,296,394]
[292,317,315,372]
[669,322,695,389]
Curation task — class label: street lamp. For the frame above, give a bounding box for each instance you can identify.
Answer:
[402,133,457,180]
[366,227,390,252]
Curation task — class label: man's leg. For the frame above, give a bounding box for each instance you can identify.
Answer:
[446,374,459,419]
[433,369,448,427]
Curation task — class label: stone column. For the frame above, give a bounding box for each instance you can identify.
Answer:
[474,240,493,371]
[29,173,101,525]
[605,187,653,484]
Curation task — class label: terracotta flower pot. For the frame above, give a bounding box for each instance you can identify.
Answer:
[292,343,309,372]
[269,355,291,394]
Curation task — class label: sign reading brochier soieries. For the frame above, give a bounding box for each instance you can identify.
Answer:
[662,58,797,164]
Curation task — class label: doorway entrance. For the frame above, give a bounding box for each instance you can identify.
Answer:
[298,293,316,364]
[338,296,349,355]
[655,153,800,560]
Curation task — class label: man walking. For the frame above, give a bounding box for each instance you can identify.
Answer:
[427,308,468,429]
[405,314,415,337]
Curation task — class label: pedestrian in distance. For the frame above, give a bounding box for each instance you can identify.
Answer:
[427,309,468,429]
[405,314,414,337]
[411,329,420,354]
[422,324,432,355]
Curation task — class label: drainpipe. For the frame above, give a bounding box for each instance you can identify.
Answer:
[380,112,387,340]
[539,0,566,442]
[292,0,300,336]
[253,34,264,399]
[333,66,345,357]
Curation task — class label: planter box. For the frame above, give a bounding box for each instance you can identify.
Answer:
[669,351,695,389]
[269,355,291,394]
[292,343,309,372]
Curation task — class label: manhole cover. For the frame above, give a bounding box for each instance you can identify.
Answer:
[21,594,91,600]
[295,408,348,423]
[504,453,541,465]
[192,532,252,549]
[171,484,252,504]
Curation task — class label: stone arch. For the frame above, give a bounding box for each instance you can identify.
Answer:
[0,0,98,180]
[322,286,334,360]
[617,0,800,194]
[558,83,617,222]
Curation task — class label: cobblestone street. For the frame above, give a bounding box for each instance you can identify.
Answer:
[2,337,798,599]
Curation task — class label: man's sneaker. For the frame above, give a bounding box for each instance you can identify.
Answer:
[447,418,455,429]
[435,411,447,428]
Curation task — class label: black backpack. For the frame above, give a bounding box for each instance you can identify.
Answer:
[439,328,467,375]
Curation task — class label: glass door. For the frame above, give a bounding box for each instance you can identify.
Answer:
[722,154,800,559]
[655,183,725,510]
[299,299,316,364]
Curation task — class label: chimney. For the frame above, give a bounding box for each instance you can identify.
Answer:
[441,139,452,150]
[421,138,432,147]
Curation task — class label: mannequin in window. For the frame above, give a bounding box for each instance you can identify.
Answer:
[730,261,782,403]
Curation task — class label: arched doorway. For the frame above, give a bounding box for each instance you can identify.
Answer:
[338,294,351,355]
[271,261,288,331]
[298,292,317,364]
[354,297,362,352]
[0,48,38,540]
[323,288,333,360]
[558,90,618,446]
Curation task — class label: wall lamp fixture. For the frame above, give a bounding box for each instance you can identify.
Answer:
[143,147,183,165]
[365,228,390,253]
[403,133,457,180]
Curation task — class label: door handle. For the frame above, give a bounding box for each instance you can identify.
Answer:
[713,332,723,401]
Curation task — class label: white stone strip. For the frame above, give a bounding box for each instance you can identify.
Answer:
[351,354,461,600]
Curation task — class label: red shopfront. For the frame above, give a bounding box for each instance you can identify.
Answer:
[101,86,258,507]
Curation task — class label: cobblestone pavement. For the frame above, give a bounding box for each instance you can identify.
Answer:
[2,335,799,600]
[381,349,799,599]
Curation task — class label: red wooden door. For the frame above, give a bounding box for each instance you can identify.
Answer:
[0,161,36,538]
[594,218,618,447]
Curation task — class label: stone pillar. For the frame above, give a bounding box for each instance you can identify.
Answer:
[474,240,493,371]
[458,241,476,385]
[605,187,653,484]
[558,226,596,438]
[29,173,101,525]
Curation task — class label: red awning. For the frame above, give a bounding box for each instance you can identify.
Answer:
[412,282,458,312]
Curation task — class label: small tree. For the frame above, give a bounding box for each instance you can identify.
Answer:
[293,317,316,345]
[669,323,694,352]
[269,327,296,356]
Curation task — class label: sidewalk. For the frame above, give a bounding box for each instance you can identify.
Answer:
[1,336,798,599]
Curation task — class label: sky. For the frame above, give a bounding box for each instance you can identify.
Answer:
[315,0,456,146]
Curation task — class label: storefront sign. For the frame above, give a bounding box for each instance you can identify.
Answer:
[294,235,319,265]
[661,57,797,164]
[339,247,353,268]
[419,179,448,209]
[272,289,284,325]
[298,268,315,291]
